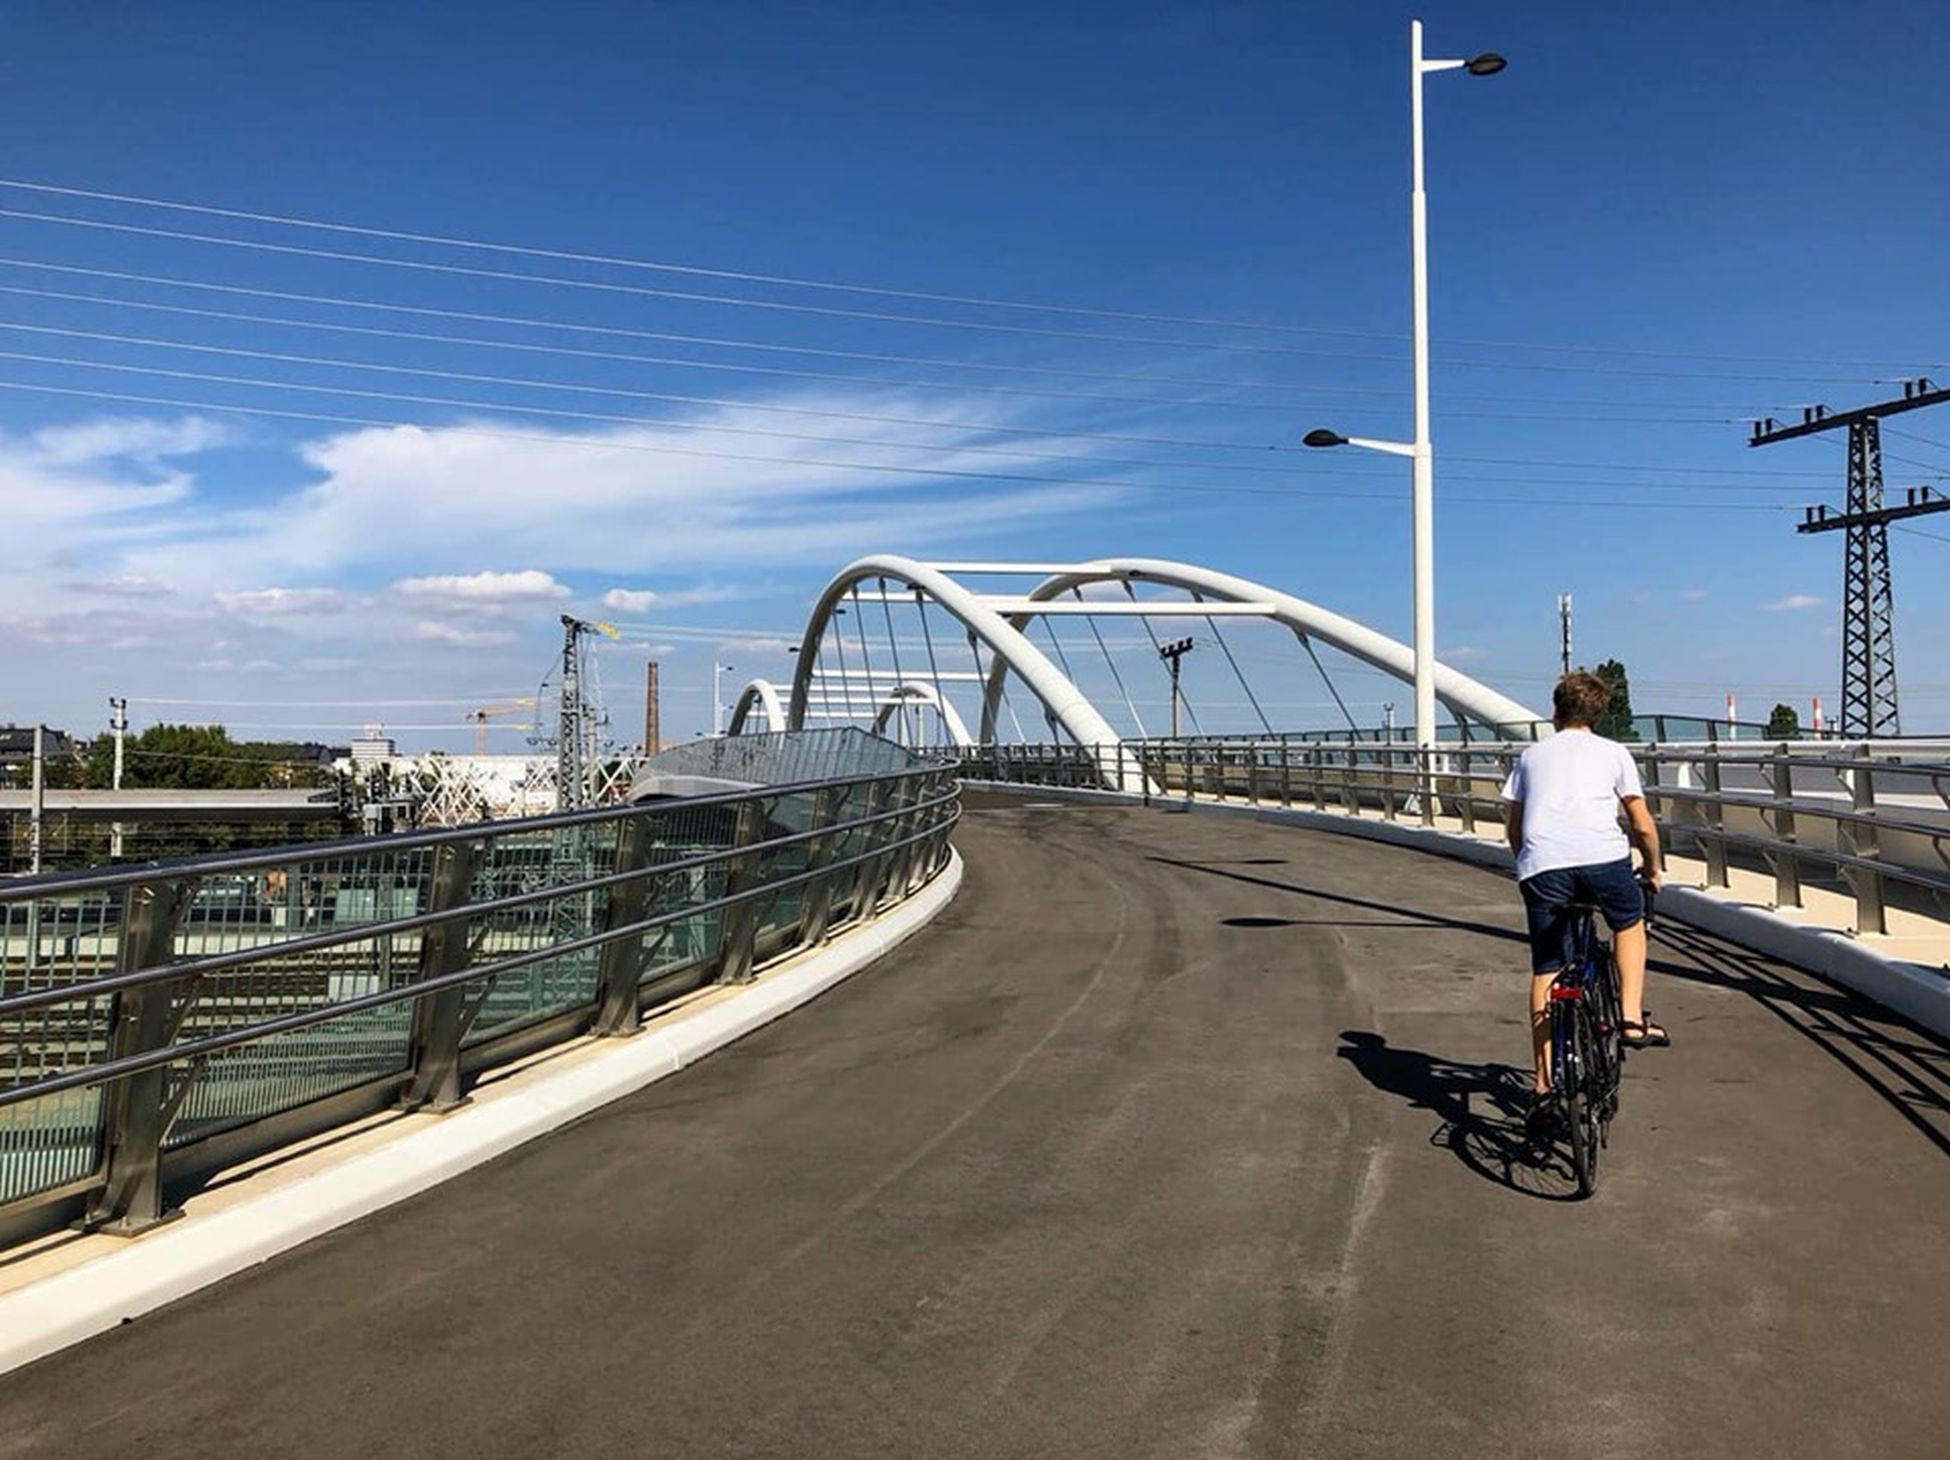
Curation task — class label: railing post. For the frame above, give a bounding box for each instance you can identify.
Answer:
[592,815,655,1036]
[1341,745,1358,815]
[401,837,484,1109]
[1640,749,1668,875]
[795,786,845,947]
[1420,746,1436,828]
[1766,746,1802,910]
[85,877,191,1235]
[1844,752,1886,934]
[1279,741,1292,808]
[1702,743,1729,889]
[711,798,771,985]
[1457,746,1476,835]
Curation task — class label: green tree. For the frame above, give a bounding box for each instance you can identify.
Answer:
[1765,702,1802,740]
[1591,658,1638,741]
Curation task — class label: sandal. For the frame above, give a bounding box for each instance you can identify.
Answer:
[1621,1015,1671,1049]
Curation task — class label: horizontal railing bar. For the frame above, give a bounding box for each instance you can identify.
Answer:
[0,760,952,903]
[0,804,958,1111]
[0,782,960,1019]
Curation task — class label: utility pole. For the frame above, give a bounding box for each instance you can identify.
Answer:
[109,696,128,860]
[1750,377,1950,737]
[26,724,47,875]
[1158,637,1195,739]
[1557,593,1573,678]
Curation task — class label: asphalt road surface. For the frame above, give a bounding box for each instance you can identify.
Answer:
[4,797,1946,1459]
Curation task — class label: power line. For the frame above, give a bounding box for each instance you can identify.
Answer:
[0,374,1797,511]
[0,321,1808,482]
[0,204,1895,383]
[0,343,1821,491]
[0,276,1752,425]
[0,176,1935,373]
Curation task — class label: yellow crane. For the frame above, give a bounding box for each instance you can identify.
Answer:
[465,699,535,755]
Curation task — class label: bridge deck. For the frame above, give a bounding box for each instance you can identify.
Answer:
[2,797,1946,1458]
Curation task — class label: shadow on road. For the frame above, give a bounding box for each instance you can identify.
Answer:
[1335,1031,1584,1201]
[1651,922,1950,1157]
[1149,856,1531,946]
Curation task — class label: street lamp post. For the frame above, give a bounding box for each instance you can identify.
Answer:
[1305,20,1504,784]
[713,661,735,736]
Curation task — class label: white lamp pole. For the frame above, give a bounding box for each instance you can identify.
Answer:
[1305,19,1503,768]
[713,662,734,736]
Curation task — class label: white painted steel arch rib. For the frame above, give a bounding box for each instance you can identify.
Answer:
[726,678,786,735]
[789,555,1127,779]
[869,681,975,748]
[980,558,1541,733]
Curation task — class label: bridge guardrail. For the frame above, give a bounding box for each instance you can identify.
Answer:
[960,738,1950,943]
[0,761,960,1236]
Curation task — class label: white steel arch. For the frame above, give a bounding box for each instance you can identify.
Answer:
[788,555,1131,785]
[725,678,786,735]
[975,558,1540,736]
[869,681,974,748]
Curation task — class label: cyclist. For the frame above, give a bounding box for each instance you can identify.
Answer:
[1501,672,1667,1118]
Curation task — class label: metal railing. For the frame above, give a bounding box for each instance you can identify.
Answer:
[961,738,1950,943]
[0,761,959,1236]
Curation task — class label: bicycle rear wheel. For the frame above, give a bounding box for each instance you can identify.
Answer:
[1566,1004,1603,1197]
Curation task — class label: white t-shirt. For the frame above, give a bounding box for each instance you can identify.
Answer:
[1499,729,1645,882]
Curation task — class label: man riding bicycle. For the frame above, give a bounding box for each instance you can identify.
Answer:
[1501,672,1667,1119]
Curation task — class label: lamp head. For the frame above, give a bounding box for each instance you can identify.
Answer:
[1302,428,1348,448]
[1465,52,1507,76]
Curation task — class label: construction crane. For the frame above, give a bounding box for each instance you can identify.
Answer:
[465,699,535,755]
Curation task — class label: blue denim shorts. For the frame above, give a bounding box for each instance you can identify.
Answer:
[1517,858,1644,975]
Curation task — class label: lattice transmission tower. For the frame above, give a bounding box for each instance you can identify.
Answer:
[1750,378,1950,737]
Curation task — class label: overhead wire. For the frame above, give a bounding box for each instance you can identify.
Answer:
[0,279,1752,427]
[0,202,1900,382]
[0,376,1811,511]
[0,176,1936,372]
[0,258,1788,415]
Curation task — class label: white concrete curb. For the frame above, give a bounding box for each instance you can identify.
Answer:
[0,851,963,1378]
[969,781,1950,1040]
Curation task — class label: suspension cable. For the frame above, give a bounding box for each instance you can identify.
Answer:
[1298,635,1362,735]
[1075,587,1148,739]
[1128,582,1205,737]
[1203,608,1274,735]
[917,587,947,748]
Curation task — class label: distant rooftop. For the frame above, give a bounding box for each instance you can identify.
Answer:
[628,728,937,801]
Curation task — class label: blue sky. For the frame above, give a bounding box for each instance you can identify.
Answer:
[1,0,1946,746]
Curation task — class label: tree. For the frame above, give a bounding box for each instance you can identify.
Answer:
[1765,702,1802,740]
[1590,659,1638,741]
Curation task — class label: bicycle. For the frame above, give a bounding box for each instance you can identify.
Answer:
[1542,881,1652,1197]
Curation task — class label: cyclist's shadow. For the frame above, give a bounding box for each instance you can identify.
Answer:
[1336,1030,1584,1201]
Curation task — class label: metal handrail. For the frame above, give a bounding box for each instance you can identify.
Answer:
[0,784,961,1020]
[0,760,948,902]
[0,805,959,1112]
[1,758,962,1234]
[958,739,1950,935]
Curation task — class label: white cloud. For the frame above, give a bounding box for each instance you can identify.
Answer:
[215,587,347,616]
[1679,587,1709,602]
[395,569,571,604]
[70,574,173,598]
[602,588,657,614]
[1441,645,1490,663]
[1763,594,1821,612]
[31,416,229,467]
[413,620,517,647]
